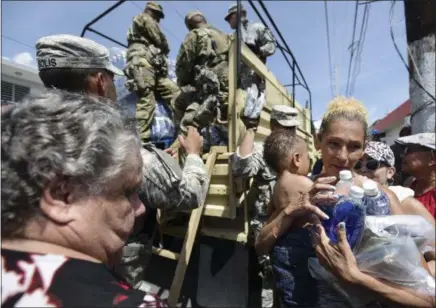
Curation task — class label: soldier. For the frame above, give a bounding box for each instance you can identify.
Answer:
[224,3,277,90]
[232,105,300,308]
[125,1,180,143]
[175,10,231,135]
[35,34,209,290]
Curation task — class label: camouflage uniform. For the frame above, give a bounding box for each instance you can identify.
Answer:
[116,145,209,289]
[225,4,277,90]
[175,11,231,135]
[125,2,180,142]
[231,105,300,308]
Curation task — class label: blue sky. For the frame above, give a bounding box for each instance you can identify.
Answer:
[2,0,409,123]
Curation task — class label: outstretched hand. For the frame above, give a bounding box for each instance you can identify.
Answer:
[311,222,361,284]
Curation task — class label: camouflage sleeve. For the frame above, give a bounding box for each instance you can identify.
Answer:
[231,143,265,178]
[177,154,209,210]
[139,149,207,211]
[175,32,198,86]
[256,23,277,58]
[135,14,169,54]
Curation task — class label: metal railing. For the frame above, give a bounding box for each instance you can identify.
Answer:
[246,0,312,117]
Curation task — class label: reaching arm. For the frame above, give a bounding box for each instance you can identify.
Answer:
[176,154,209,210]
[231,132,263,178]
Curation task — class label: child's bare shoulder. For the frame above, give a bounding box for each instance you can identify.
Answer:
[277,172,313,194]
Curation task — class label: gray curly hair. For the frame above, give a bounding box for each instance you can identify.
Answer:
[1,90,142,238]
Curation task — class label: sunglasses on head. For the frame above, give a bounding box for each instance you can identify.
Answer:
[354,159,388,171]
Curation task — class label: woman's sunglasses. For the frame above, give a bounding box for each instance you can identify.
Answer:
[354,159,387,171]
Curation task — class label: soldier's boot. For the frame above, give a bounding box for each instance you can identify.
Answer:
[136,89,156,143]
[179,102,201,136]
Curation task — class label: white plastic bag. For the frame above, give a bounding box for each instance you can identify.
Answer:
[355,235,435,295]
[243,84,266,119]
[308,215,436,307]
[364,215,435,253]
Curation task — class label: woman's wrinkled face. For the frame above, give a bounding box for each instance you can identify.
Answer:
[354,154,395,186]
[319,119,365,179]
[78,153,145,259]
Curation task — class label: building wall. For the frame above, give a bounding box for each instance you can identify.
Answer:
[1,59,44,104]
[379,116,410,145]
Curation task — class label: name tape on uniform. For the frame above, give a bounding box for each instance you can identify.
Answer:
[37,57,109,70]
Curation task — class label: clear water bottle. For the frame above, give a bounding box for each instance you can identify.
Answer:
[363,180,391,216]
[336,170,353,196]
[320,170,353,219]
[323,186,366,249]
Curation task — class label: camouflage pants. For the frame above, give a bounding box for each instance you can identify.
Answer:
[113,214,155,289]
[114,237,153,288]
[177,62,229,136]
[127,58,180,142]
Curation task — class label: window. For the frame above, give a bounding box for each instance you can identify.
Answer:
[1,81,30,103]
[14,84,30,102]
[1,81,13,102]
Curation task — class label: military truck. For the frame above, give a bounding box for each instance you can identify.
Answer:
[81,1,317,306]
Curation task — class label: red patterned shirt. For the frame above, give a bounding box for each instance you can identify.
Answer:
[1,249,167,307]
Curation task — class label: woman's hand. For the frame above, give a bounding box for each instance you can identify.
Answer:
[312,222,362,284]
[283,192,330,223]
[306,176,339,206]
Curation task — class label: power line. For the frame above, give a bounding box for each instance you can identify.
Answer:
[389,0,435,111]
[345,0,359,96]
[130,1,182,43]
[324,0,334,98]
[162,1,184,21]
[2,35,35,50]
[349,4,370,96]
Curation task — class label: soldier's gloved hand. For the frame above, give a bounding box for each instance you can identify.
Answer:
[241,116,260,130]
[179,126,202,156]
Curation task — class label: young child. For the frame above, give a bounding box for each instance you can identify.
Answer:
[263,128,314,224]
[262,128,321,307]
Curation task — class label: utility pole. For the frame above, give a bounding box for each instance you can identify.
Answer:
[404,0,436,134]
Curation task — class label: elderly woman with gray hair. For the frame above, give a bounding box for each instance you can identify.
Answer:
[1,90,166,307]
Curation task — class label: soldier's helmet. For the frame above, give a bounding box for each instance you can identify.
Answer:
[184,10,204,28]
[146,1,165,19]
[224,3,246,22]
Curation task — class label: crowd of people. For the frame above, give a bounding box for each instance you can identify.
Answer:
[1,1,435,308]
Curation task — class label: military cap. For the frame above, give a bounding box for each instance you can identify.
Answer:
[395,133,435,151]
[271,105,300,127]
[224,3,246,22]
[185,10,204,27]
[35,34,124,75]
[146,1,164,19]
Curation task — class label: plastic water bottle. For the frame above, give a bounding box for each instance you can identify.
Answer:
[363,180,391,216]
[336,170,354,196]
[320,170,353,219]
[323,186,366,249]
